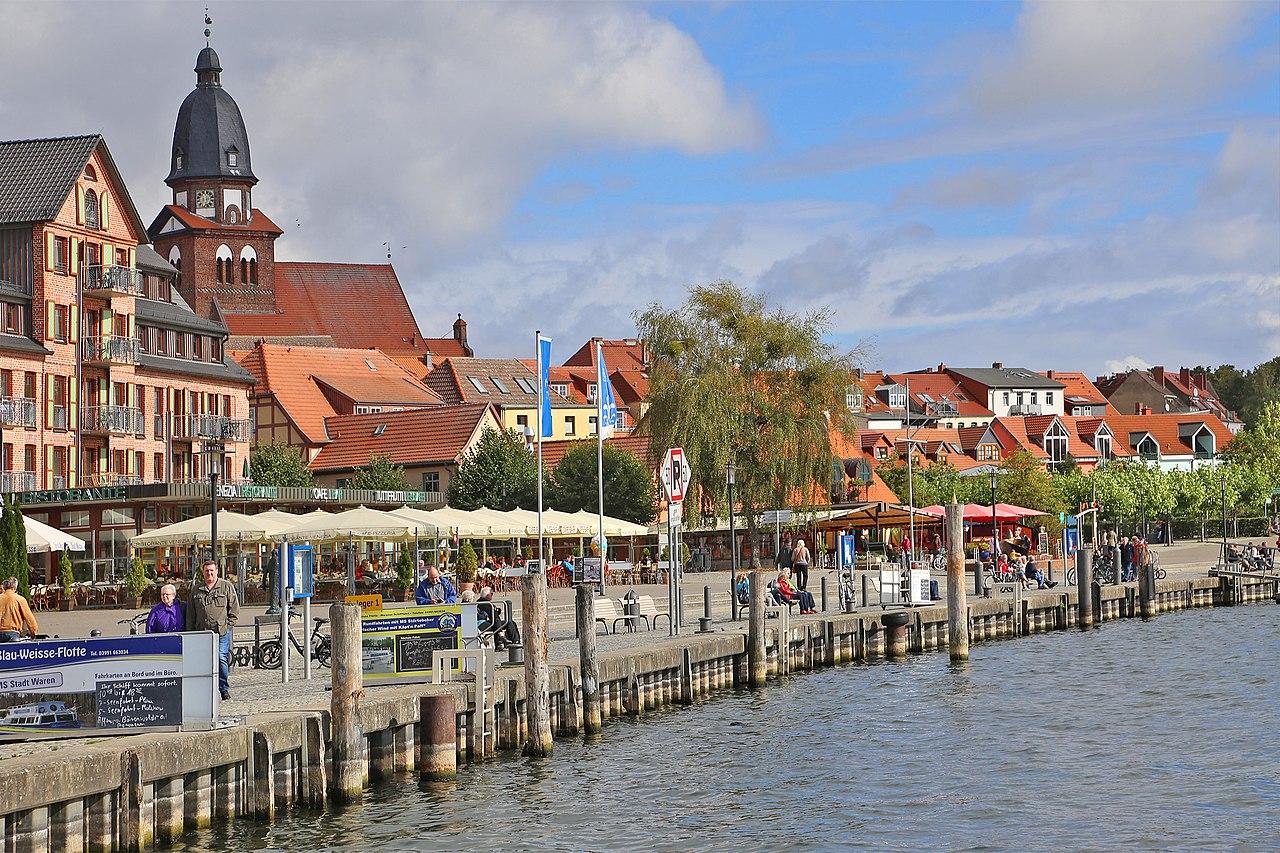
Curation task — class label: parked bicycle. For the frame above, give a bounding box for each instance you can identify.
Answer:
[117,614,147,635]
[258,611,331,669]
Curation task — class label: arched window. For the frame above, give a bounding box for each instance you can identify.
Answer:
[216,244,233,285]
[249,258,258,285]
[84,189,99,230]
[83,164,97,181]
[225,206,239,224]
[239,246,257,285]
[168,246,181,271]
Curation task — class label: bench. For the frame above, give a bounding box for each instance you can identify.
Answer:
[631,594,672,631]
[593,597,638,634]
[767,583,800,613]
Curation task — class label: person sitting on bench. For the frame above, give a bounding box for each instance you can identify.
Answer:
[735,573,750,606]
[477,600,520,649]
[1023,556,1057,589]
[775,569,817,614]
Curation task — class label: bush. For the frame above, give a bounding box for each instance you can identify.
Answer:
[395,549,414,590]
[455,541,478,584]
[123,556,149,600]
[59,550,75,590]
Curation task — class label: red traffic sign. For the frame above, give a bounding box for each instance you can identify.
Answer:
[660,447,690,503]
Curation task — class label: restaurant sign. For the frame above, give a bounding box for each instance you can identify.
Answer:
[16,486,129,505]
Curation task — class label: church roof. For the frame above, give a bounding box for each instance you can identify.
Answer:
[147,203,283,237]
[166,47,257,185]
[221,262,424,355]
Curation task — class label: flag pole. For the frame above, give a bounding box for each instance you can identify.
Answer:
[536,331,545,572]
[596,341,607,596]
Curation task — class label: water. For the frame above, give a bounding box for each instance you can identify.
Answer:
[183,605,1278,852]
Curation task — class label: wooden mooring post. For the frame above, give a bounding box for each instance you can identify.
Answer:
[748,566,767,687]
[330,602,366,800]
[945,502,970,661]
[1075,549,1094,628]
[576,584,602,735]
[523,569,554,756]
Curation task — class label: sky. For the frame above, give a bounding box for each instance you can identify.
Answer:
[1,1,1277,375]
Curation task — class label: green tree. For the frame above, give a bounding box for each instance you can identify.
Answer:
[394,548,414,592]
[249,442,314,487]
[634,280,859,566]
[123,555,148,603]
[447,428,540,511]
[549,443,657,524]
[11,501,27,598]
[1199,356,1280,427]
[1222,400,1280,483]
[455,540,478,584]
[58,548,75,590]
[996,450,1066,516]
[349,454,411,491]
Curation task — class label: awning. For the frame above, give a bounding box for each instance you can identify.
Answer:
[567,510,651,538]
[25,516,86,553]
[130,510,297,549]
[282,506,435,543]
[815,502,944,530]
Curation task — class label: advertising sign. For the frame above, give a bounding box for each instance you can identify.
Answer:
[361,605,473,683]
[287,544,314,599]
[574,557,603,585]
[838,535,857,570]
[0,633,217,741]
[1063,527,1080,558]
[345,593,384,611]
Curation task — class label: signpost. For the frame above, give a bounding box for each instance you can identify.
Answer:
[360,604,476,685]
[660,448,691,635]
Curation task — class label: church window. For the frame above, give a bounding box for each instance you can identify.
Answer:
[84,189,100,230]
[216,244,233,285]
[249,258,258,285]
[83,164,97,181]
[175,149,184,170]
[226,207,239,224]
[168,246,181,271]
[226,147,238,167]
[239,247,257,284]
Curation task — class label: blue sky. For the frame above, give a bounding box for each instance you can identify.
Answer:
[2,1,1277,374]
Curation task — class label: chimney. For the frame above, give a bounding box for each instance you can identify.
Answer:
[1046,369,1055,379]
[1134,402,1143,415]
[937,362,946,373]
[1179,367,1192,387]
[1152,366,1165,386]
[992,361,1003,370]
[453,314,468,347]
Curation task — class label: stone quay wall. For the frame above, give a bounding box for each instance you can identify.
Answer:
[0,573,1275,851]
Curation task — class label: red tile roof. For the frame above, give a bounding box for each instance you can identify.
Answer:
[830,430,900,503]
[563,338,648,371]
[537,433,654,470]
[426,358,578,406]
[1041,371,1112,409]
[1101,413,1234,457]
[890,372,993,417]
[311,403,497,471]
[153,203,283,235]
[232,343,442,444]
[223,262,423,355]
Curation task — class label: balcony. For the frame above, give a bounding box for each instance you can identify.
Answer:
[1009,403,1045,416]
[79,472,143,487]
[0,396,36,428]
[0,471,35,493]
[80,335,139,366]
[81,264,144,296]
[174,413,253,442]
[81,405,144,435]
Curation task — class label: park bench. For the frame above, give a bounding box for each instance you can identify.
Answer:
[631,594,672,631]
[593,597,638,634]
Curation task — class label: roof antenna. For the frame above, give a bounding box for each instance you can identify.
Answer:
[204,8,213,46]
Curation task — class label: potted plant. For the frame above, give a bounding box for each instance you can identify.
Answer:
[58,550,75,611]
[395,549,415,602]
[123,555,149,609]
[455,541,478,593]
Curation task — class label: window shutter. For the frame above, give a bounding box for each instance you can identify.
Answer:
[103,243,114,268]
[44,301,54,341]
[69,238,79,276]
[76,185,85,225]
[101,190,109,229]
[127,314,135,339]
[99,377,108,405]
[69,309,78,344]
[68,380,77,437]
[67,449,77,488]
[44,382,53,428]
[99,449,107,475]
[45,446,53,489]
[45,234,56,271]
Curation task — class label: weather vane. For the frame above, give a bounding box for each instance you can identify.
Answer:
[204,8,213,45]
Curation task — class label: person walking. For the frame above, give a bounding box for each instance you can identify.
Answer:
[186,560,240,701]
[791,538,811,592]
[0,577,38,642]
[145,583,186,633]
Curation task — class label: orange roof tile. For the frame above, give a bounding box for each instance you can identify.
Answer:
[1101,413,1234,457]
[223,262,423,355]
[425,358,578,406]
[563,338,648,371]
[537,433,654,470]
[891,372,993,417]
[829,430,900,503]
[234,343,442,444]
[311,403,497,471]
[1041,371,1112,409]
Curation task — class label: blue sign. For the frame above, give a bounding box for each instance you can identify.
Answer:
[838,535,857,570]
[287,544,314,599]
[1064,528,1079,556]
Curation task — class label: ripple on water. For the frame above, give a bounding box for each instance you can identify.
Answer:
[174,605,1279,852]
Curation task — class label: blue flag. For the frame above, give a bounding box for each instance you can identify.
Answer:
[597,342,620,438]
[538,335,553,438]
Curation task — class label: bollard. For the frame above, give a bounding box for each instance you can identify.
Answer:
[575,584,602,735]
[820,576,828,613]
[881,612,910,659]
[419,694,457,781]
[945,503,970,662]
[748,567,767,687]
[330,602,366,800]
[861,572,870,609]
[1139,559,1156,620]
[698,586,713,633]
[1075,550,1094,629]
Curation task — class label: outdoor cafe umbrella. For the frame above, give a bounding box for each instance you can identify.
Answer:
[129,510,293,549]
[24,516,86,553]
[281,506,432,543]
[995,503,1052,519]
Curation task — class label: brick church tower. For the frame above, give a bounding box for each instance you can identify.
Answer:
[148,44,282,315]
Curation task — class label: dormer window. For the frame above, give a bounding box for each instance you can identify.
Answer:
[175,150,184,170]
[226,147,239,167]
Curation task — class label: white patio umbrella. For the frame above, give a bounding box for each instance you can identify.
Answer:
[281,505,432,543]
[24,516,87,553]
[130,510,292,549]
[568,510,650,538]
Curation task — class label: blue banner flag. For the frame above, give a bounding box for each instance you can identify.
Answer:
[597,342,620,438]
[538,335,553,437]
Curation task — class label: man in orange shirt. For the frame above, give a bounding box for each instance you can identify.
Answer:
[0,576,38,642]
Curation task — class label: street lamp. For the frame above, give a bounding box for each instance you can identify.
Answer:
[727,462,738,620]
[200,440,229,595]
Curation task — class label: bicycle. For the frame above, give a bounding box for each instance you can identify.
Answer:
[258,611,331,669]
[117,614,147,635]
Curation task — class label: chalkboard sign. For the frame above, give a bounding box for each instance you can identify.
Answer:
[395,633,457,673]
[95,677,182,728]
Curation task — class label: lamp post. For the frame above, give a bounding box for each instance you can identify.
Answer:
[1220,472,1228,565]
[200,440,230,597]
[727,462,738,620]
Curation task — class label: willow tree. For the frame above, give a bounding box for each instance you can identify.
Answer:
[635,281,859,684]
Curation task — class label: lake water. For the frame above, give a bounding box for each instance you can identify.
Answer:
[182,604,1278,852]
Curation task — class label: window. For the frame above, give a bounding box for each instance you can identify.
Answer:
[134,451,144,480]
[589,415,598,434]
[53,305,69,342]
[565,416,576,436]
[1046,392,1054,405]
[515,377,536,394]
[467,377,490,394]
[1095,433,1111,460]
[24,445,35,472]
[193,335,204,360]
[356,405,383,415]
[84,190,99,230]
[372,423,387,435]
[226,148,238,167]
[1002,392,1010,406]
[2,303,20,335]
[174,332,186,358]
[53,237,69,273]
[516,414,529,432]
[587,383,597,403]
[550,383,569,398]
[1030,392,1038,405]
[83,164,96,181]
[978,444,1000,461]
[24,372,35,400]
[1044,423,1068,466]
[154,453,164,482]
[1015,392,1025,405]
[175,149,184,170]
[846,386,863,411]
[156,329,168,355]
[489,377,510,394]
[887,386,907,409]
[422,472,440,493]
[1137,436,1159,461]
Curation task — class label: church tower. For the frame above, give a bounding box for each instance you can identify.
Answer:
[148,38,281,316]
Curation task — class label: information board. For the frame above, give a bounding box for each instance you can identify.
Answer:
[345,594,384,611]
[0,633,217,741]
[361,605,464,683]
[574,557,603,585]
[838,535,857,570]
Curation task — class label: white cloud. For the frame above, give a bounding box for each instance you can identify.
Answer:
[1104,355,1153,374]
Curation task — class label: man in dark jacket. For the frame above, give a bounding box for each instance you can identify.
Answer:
[187,560,240,700]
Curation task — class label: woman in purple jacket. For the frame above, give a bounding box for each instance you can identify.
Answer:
[145,584,186,633]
